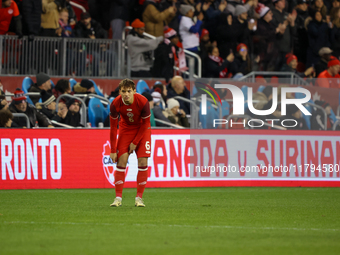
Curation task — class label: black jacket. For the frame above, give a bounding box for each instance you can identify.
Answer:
[153,41,175,82]
[21,0,42,35]
[109,0,131,21]
[52,111,82,127]
[9,102,51,128]
[203,56,234,78]
[74,19,108,39]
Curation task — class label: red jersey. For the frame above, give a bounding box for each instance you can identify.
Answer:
[316,70,340,88]
[110,93,151,130]
[0,1,20,35]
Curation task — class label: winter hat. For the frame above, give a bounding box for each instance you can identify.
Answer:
[80,79,94,90]
[151,91,162,104]
[142,92,153,102]
[328,56,340,68]
[36,72,50,87]
[256,3,270,18]
[13,88,27,104]
[164,27,177,39]
[66,98,81,108]
[319,47,333,56]
[131,19,145,28]
[40,90,56,106]
[286,53,298,65]
[167,98,180,110]
[237,43,248,53]
[234,5,247,16]
[200,29,209,40]
[179,4,195,16]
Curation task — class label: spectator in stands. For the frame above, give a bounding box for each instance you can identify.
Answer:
[59,8,73,37]
[159,0,181,33]
[203,45,235,78]
[315,47,333,76]
[53,98,82,127]
[9,89,53,128]
[153,82,167,109]
[35,91,57,120]
[52,100,68,126]
[0,98,9,111]
[330,7,340,59]
[74,12,115,76]
[316,56,340,88]
[142,0,176,37]
[167,75,191,114]
[201,0,227,42]
[226,0,256,15]
[109,0,131,40]
[294,0,310,65]
[200,29,216,63]
[281,104,308,130]
[21,0,41,37]
[73,79,95,94]
[151,89,172,126]
[127,19,163,78]
[74,12,107,38]
[54,79,72,98]
[179,4,203,54]
[311,100,334,130]
[163,98,190,127]
[309,0,328,19]
[306,10,331,67]
[28,72,52,105]
[0,109,14,128]
[233,43,252,76]
[153,27,178,82]
[0,0,22,37]
[271,0,297,71]
[65,0,77,26]
[254,4,279,71]
[41,0,65,37]
[281,53,315,77]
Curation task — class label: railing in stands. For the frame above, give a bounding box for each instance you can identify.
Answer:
[12,113,30,128]
[0,35,122,77]
[238,71,310,86]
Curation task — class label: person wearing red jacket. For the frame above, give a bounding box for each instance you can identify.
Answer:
[316,56,340,88]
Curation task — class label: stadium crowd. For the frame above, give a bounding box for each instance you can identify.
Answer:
[1,0,340,81]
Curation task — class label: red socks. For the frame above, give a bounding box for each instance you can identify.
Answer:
[136,166,148,198]
[114,166,126,198]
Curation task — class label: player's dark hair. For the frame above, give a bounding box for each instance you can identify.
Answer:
[119,79,135,90]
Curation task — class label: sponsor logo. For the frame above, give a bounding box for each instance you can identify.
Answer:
[127,109,132,111]
[115,180,124,185]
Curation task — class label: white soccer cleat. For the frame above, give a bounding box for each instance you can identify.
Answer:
[135,197,145,207]
[110,197,122,207]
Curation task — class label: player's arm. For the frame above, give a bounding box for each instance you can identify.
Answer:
[109,103,119,162]
[132,101,151,146]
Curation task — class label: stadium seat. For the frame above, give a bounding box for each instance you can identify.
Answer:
[22,77,34,105]
[89,79,104,97]
[154,81,163,86]
[106,97,115,115]
[136,80,150,94]
[220,100,230,118]
[69,78,77,91]
[88,98,108,127]
[191,85,197,96]
[199,100,219,129]
[258,85,265,92]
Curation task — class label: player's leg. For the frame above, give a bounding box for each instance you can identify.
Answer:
[110,130,133,207]
[135,131,151,207]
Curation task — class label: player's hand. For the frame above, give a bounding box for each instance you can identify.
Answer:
[110,153,117,163]
[128,143,137,154]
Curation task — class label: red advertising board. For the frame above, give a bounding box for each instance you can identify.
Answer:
[1,129,340,190]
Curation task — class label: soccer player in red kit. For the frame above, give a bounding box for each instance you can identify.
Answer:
[109,79,151,207]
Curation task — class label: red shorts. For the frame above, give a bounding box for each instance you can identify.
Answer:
[117,127,151,159]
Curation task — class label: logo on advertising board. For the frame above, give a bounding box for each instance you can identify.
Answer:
[102,141,130,186]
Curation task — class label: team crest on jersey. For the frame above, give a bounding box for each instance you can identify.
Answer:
[127,112,134,122]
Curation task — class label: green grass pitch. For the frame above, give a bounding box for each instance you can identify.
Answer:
[0,187,340,255]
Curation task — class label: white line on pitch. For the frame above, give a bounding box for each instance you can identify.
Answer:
[3,221,339,232]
